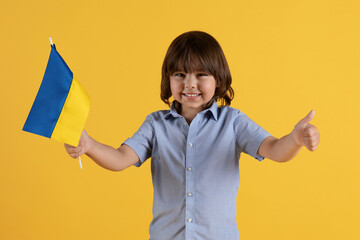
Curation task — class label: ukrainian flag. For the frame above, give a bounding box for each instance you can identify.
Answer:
[23,44,90,147]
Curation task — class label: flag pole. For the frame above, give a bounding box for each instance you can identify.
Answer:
[78,157,83,169]
[49,36,83,170]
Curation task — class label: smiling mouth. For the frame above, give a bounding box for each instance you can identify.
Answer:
[182,93,201,97]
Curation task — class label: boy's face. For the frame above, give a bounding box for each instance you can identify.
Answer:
[170,71,217,115]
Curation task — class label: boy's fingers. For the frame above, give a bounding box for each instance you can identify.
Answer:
[64,145,82,154]
[303,128,320,151]
[64,143,76,148]
[64,145,73,153]
[304,124,315,137]
[64,143,84,159]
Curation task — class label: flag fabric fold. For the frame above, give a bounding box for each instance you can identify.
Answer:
[23,44,90,146]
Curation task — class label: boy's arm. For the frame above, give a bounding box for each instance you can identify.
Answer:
[258,110,320,162]
[64,130,139,171]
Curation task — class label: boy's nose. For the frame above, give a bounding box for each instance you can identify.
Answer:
[184,74,197,89]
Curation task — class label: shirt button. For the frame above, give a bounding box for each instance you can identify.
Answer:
[187,192,193,197]
[187,167,192,171]
[187,218,193,223]
[188,143,193,147]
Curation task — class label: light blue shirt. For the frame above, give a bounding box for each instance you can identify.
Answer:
[123,101,271,240]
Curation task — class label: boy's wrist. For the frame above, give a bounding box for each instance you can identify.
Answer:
[290,130,304,147]
[83,133,94,156]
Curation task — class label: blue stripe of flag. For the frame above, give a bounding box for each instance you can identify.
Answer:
[23,45,73,138]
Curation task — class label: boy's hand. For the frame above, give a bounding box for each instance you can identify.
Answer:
[292,110,320,151]
[64,129,91,158]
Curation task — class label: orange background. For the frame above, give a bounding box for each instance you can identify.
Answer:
[1,0,359,239]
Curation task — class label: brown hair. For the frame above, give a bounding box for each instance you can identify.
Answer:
[161,31,234,108]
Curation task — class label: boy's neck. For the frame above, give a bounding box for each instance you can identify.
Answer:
[181,106,203,125]
[174,101,215,124]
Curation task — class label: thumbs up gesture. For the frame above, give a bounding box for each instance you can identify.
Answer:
[292,110,320,151]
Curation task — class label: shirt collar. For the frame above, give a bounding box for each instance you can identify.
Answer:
[206,101,219,121]
[163,101,219,121]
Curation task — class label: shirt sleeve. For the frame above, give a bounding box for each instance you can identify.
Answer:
[122,115,154,167]
[234,110,272,161]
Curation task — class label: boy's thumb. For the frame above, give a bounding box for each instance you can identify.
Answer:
[298,110,315,126]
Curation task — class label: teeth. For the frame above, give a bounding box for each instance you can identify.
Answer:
[184,93,200,97]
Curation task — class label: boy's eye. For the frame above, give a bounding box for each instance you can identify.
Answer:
[174,73,185,77]
[197,72,210,78]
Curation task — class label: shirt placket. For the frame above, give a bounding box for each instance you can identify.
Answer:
[184,117,199,239]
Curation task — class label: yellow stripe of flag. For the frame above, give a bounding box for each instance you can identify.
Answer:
[51,76,90,146]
